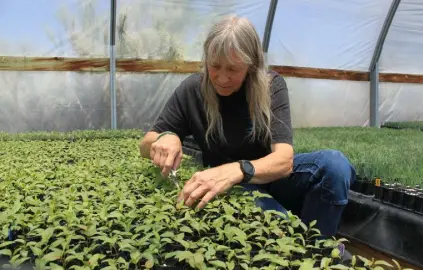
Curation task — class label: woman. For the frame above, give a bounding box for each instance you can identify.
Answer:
[139,15,356,241]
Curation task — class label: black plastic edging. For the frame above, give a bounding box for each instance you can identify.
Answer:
[381,125,423,131]
[340,191,423,269]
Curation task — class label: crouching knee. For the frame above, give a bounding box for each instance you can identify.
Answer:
[317,149,356,205]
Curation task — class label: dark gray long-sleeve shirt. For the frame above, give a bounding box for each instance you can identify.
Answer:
[150,71,293,167]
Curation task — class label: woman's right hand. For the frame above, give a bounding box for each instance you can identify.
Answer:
[150,133,183,178]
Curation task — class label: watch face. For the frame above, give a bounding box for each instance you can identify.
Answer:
[243,160,254,176]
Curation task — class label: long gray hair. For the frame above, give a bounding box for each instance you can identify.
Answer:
[201,14,272,147]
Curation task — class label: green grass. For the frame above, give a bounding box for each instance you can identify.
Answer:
[382,121,423,130]
[293,127,423,186]
[1,126,422,186]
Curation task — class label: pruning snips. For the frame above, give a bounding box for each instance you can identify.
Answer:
[169,169,181,189]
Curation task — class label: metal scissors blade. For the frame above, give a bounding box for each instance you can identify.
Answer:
[169,169,180,189]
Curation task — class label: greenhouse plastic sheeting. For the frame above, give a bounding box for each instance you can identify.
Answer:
[379,83,423,124]
[116,73,190,130]
[1,0,423,132]
[285,78,369,127]
[1,73,374,132]
[116,0,270,60]
[379,0,423,75]
[110,75,372,130]
[119,75,371,130]
[267,0,392,71]
[0,71,111,133]
[0,1,109,57]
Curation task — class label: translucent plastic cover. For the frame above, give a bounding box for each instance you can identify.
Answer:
[116,0,270,60]
[1,0,422,133]
[379,82,423,124]
[0,71,111,132]
[285,78,370,127]
[0,1,109,57]
[379,0,423,75]
[267,0,392,71]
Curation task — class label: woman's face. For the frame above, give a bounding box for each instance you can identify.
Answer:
[207,52,249,96]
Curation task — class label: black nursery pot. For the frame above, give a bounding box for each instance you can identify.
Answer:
[374,185,383,201]
[391,187,404,207]
[381,185,394,204]
[351,179,363,193]
[414,194,423,214]
[403,192,416,210]
[362,180,374,196]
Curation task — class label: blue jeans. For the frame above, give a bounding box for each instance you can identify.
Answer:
[240,149,356,237]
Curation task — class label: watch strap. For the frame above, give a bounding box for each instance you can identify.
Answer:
[155,131,178,142]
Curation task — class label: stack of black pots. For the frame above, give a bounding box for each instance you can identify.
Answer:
[352,177,423,215]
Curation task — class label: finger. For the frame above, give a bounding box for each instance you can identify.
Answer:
[184,184,210,207]
[184,172,200,186]
[162,151,177,178]
[179,181,202,203]
[196,180,232,210]
[152,149,162,167]
[178,174,201,202]
[196,189,218,210]
[172,150,183,171]
[159,151,167,169]
[150,145,156,161]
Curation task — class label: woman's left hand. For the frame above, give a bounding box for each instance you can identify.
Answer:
[177,162,243,210]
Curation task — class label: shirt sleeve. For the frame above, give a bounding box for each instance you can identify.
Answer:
[270,75,294,145]
[149,79,191,141]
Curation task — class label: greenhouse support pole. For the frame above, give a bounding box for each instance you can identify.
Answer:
[262,0,278,65]
[370,63,379,128]
[369,0,401,127]
[109,0,117,129]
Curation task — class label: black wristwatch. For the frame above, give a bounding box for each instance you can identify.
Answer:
[238,160,255,183]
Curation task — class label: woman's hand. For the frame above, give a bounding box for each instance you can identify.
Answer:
[177,162,244,210]
[150,133,183,178]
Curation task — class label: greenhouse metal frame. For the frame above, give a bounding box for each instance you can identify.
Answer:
[1,0,423,269]
[100,0,420,129]
[1,0,422,132]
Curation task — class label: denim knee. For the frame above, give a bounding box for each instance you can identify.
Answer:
[237,183,288,217]
[316,149,356,205]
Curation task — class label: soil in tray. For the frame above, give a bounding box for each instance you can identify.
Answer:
[154,258,189,270]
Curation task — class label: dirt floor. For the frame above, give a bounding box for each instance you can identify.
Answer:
[342,236,423,270]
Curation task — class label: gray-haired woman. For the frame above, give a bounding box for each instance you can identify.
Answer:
[139,14,356,251]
